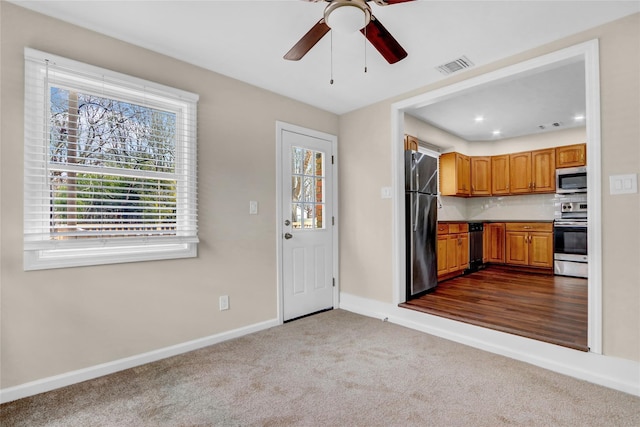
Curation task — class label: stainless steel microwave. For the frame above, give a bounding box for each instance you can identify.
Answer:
[556,166,587,194]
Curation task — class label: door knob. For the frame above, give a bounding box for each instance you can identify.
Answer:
[284,233,293,240]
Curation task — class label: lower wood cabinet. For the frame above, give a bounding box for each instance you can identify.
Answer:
[437,222,469,280]
[505,222,553,268]
[440,221,552,278]
[484,223,506,263]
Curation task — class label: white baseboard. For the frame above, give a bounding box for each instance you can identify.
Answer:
[339,292,640,397]
[0,318,280,404]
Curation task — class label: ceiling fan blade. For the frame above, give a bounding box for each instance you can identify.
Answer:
[284,19,331,61]
[372,0,416,5]
[360,15,407,64]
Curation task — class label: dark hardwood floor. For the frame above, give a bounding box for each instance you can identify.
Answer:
[400,266,588,351]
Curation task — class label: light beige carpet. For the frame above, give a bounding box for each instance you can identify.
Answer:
[1,309,639,426]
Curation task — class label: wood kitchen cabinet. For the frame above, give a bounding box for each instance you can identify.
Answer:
[509,149,556,194]
[531,149,556,193]
[556,143,586,168]
[440,152,470,196]
[505,222,553,269]
[491,155,510,195]
[404,134,419,151]
[509,152,532,194]
[437,235,449,276]
[436,223,449,276]
[437,222,469,280]
[484,223,506,263]
[471,156,492,196]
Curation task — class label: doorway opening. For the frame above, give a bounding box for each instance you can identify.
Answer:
[390,40,602,353]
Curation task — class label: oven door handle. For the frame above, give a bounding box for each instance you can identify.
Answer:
[554,222,588,228]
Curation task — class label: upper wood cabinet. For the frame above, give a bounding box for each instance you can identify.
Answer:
[440,152,470,196]
[491,155,510,195]
[509,152,532,194]
[556,143,586,168]
[439,144,571,198]
[509,148,556,194]
[531,148,556,193]
[470,156,491,196]
[404,134,419,151]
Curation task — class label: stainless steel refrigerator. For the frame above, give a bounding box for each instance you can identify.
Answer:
[405,151,438,298]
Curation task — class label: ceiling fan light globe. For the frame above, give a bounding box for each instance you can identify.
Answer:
[327,6,368,33]
[324,1,372,33]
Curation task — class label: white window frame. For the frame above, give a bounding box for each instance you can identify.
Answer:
[24,48,199,270]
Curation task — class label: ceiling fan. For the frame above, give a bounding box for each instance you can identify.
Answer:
[284,0,415,64]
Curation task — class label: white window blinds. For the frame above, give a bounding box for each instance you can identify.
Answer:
[24,48,199,270]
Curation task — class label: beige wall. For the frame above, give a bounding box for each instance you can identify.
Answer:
[0,3,338,388]
[340,13,639,361]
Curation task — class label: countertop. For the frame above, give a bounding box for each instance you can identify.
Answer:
[438,220,554,224]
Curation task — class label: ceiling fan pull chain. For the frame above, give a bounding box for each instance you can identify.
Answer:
[364,17,368,73]
[330,30,334,85]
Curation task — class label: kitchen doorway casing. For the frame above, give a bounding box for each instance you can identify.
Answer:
[390,40,602,354]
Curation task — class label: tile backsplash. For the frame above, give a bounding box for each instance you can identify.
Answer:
[438,194,557,221]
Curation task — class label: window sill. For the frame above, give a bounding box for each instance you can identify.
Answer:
[24,242,197,271]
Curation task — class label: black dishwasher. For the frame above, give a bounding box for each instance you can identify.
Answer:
[467,222,484,273]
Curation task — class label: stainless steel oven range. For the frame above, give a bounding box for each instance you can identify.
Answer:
[553,197,588,278]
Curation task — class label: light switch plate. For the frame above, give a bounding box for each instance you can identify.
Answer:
[380,187,392,199]
[249,200,258,215]
[609,174,638,195]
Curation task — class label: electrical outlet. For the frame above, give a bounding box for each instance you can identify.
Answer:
[219,295,229,311]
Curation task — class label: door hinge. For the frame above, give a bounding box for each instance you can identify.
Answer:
[332,216,335,226]
[332,278,335,287]
[331,155,334,164]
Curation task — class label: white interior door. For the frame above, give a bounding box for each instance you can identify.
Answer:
[280,126,335,321]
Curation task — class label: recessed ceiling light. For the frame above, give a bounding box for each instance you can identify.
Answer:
[574,114,585,121]
[475,116,484,123]
[492,130,501,136]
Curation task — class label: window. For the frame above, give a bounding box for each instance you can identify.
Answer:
[24,48,199,270]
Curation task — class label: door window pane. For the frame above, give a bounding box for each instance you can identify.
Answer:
[291,176,302,202]
[291,146,326,230]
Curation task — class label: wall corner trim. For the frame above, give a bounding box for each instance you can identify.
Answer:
[0,318,280,404]
[338,292,640,397]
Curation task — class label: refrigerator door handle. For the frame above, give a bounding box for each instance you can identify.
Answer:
[414,194,420,232]
[413,153,419,192]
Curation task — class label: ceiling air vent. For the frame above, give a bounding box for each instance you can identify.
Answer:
[538,122,563,130]
[436,56,474,75]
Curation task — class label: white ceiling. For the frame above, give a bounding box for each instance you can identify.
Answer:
[408,59,587,141]
[10,0,640,121]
